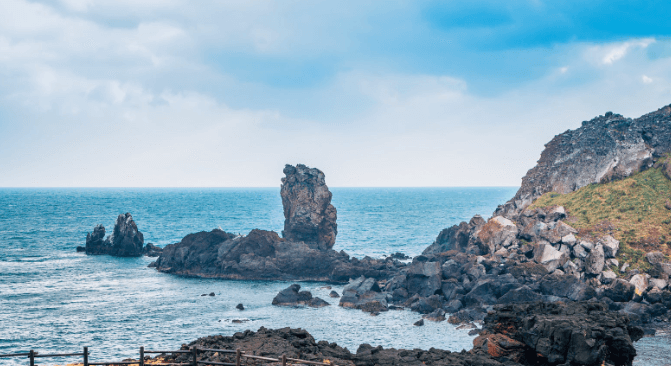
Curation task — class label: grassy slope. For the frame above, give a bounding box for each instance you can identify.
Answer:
[529,166,671,273]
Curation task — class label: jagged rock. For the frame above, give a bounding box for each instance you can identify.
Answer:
[272,284,329,308]
[423,216,485,255]
[584,243,605,275]
[572,243,588,259]
[603,279,636,302]
[629,274,649,296]
[441,259,462,278]
[444,299,463,313]
[473,301,643,366]
[496,286,542,304]
[494,106,671,217]
[546,206,566,222]
[339,276,387,312]
[473,216,518,254]
[422,308,446,322]
[236,303,244,310]
[329,290,340,298]
[649,278,668,290]
[85,224,107,255]
[533,242,567,272]
[646,251,665,265]
[601,270,617,285]
[606,258,619,268]
[406,261,442,297]
[108,213,145,257]
[599,235,619,259]
[413,319,424,326]
[561,233,576,246]
[280,164,337,250]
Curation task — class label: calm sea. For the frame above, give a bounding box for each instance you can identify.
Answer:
[0,188,667,365]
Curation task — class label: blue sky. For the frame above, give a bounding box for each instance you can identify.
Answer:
[1,0,671,187]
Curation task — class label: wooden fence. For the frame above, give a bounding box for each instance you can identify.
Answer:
[0,346,335,366]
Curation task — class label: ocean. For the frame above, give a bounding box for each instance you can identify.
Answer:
[0,188,668,365]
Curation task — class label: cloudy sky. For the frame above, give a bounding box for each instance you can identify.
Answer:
[1,0,671,187]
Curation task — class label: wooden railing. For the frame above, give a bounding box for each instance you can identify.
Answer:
[0,346,335,366]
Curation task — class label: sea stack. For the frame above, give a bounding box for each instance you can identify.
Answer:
[85,213,145,257]
[280,164,337,250]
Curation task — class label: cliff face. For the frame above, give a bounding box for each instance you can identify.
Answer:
[497,105,671,217]
[281,164,337,250]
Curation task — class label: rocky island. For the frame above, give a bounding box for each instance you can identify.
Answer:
[79,213,161,257]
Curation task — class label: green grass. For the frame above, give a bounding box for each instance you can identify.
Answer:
[529,166,671,273]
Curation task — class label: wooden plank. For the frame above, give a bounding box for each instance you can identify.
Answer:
[195,349,237,354]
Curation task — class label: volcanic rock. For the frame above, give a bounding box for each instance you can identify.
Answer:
[85,224,107,255]
[272,284,330,308]
[280,164,337,250]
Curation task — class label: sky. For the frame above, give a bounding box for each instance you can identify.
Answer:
[1,0,671,187]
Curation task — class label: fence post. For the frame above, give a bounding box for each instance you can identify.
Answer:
[235,348,241,366]
[83,346,89,366]
[192,347,198,366]
[282,354,287,366]
[29,350,34,366]
[140,346,144,366]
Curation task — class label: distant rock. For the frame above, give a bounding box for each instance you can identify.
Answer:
[280,164,337,250]
[272,284,329,308]
[84,213,145,257]
[236,303,244,310]
[143,243,163,257]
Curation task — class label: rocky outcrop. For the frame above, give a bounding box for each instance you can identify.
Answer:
[496,106,671,217]
[281,164,337,250]
[473,301,643,366]
[151,164,404,282]
[84,213,145,257]
[339,276,388,313]
[272,284,329,308]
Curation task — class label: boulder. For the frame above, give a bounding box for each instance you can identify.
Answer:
[546,206,566,222]
[572,243,588,259]
[329,290,340,298]
[422,308,446,322]
[601,270,617,285]
[474,216,518,253]
[496,286,543,304]
[645,251,665,265]
[441,259,462,279]
[236,303,244,310]
[339,276,387,312]
[561,233,576,246]
[272,284,329,308]
[584,243,605,275]
[143,243,163,257]
[280,164,337,250]
[603,279,636,302]
[533,242,567,272]
[599,235,619,259]
[649,278,668,290]
[406,261,442,297]
[629,274,648,296]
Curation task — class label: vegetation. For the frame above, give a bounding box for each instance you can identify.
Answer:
[530,166,671,272]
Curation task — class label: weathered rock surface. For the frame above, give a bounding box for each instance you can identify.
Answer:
[495,106,671,217]
[281,164,337,250]
[339,276,388,313]
[84,213,145,257]
[473,301,643,366]
[150,164,404,282]
[272,284,329,308]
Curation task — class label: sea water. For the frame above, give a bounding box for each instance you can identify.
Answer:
[0,188,667,365]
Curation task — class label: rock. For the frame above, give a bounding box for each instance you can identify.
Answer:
[580,240,594,251]
[629,274,649,296]
[406,261,442,297]
[280,164,337,250]
[474,301,643,366]
[272,284,329,308]
[329,290,340,298]
[601,270,617,285]
[441,259,462,279]
[572,243,588,259]
[474,216,518,254]
[533,242,566,272]
[603,279,636,302]
[422,308,446,322]
[209,292,215,296]
[85,224,107,255]
[606,258,619,268]
[649,278,668,290]
[236,303,244,310]
[75,246,85,252]
[143,243,163,257]
[561,233,576,246]
[443,299,463,313]
[646,251,665,265]
[423,217,484,255]
[584,243,605,275]
[413,319,424,326]
[621,262,630,273]
[339,276,387,312]
[599,235,619,259]
[546,206,566,221]
[497,286,542,304]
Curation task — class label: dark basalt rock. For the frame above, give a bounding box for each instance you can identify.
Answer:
[473,301,643,366]
[84,213,145,257]
[340,276,388,313]
[272,284,329,308]
[143,243,162,257]
[281,164,337,250]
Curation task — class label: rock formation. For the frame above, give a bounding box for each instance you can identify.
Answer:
[497,105,671,217]
[151,164,403,282]
[272,284,329,308]
[84,213,145,257]
[281,164,337,250]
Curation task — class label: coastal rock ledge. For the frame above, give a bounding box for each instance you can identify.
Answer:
[149,164,403,281]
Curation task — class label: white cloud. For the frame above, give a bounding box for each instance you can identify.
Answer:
[642,75,653,84]
[593,38,654,65]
